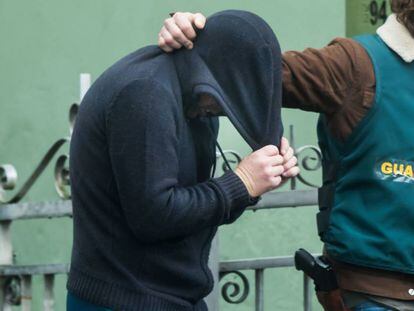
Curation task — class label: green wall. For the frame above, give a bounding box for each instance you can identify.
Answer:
[0,1,346,310]
[346,0,390,36]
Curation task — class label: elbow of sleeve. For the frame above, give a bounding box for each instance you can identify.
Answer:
[124,200,175,245]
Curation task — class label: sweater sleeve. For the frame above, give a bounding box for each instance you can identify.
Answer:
[281,37,376,141]
[282,37,375,114]
[107,79,251,244]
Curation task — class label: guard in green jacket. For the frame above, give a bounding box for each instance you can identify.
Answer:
[318,32,414,277]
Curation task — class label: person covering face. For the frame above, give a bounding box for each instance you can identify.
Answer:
[67,10,298,311]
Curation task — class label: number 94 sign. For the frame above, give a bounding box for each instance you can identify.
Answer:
[346,0,390,37]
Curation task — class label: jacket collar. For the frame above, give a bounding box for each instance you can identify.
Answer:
[377,14,414,63]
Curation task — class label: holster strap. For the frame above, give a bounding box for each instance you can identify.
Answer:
[317,182,336,237]
[317,209,331,237]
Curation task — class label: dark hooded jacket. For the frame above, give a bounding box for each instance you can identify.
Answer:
[68,10,282,311]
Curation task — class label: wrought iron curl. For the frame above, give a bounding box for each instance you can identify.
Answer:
[69,103,78,136]
[295,145,322,188]
[54,154,71,200]
[0,103,79,204]
[0,164,18,191]
[219,271,250,304]
[216,150,242,172]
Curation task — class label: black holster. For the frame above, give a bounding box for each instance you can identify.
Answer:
[294,249,349,311]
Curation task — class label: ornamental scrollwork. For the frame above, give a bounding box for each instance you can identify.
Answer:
[0,103,78,204]
[216,125,322,189]
[219,271,250,304]
[294,144,322,188]
[216,149,243,172]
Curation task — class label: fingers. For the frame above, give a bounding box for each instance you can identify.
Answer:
[281,145,299,178]
[236,142,298,196]
[269,165,284,177]
[193,13,206,29]
[280,137,289,155]
[283,155,298,171]
[159,26,182,50]
[158,35,173,52]
[158,12,204,52]
[260,145,279,156]
[283,166,300,178]
[283,147,295,163]
[270,155,284,166]
[174,13,197,40]
[164,17,193,49]
[269,176,283,188]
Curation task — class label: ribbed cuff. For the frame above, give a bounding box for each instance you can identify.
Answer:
[213,171,252,224]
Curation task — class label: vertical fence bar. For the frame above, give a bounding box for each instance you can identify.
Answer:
[303,274,312,311]
[0,221,13,311]
[79,73,91,102]
[0,221,13,265]
[255,269,264,311]
[43,274,55,311]
[0,271,6,310]
[21,276,32,311]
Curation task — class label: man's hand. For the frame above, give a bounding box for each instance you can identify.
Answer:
[235,145,284,198]
[235,139,299,197]
[158,12,205,52]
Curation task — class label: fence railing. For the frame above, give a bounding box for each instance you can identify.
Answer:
[0,189,319,311]
[219,256,314,311]
[213,189,319,311]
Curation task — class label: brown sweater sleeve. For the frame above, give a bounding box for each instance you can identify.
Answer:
[282,37,376,141]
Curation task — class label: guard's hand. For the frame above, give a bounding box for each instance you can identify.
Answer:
[158,12,206,52]
[279,137,300,178]
[235,145,285,198]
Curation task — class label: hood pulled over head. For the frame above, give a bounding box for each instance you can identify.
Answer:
[174,10,283,150]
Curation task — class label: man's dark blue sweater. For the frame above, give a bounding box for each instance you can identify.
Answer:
[68,10,282,311]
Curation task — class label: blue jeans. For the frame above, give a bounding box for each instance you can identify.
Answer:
[352,301,394,311]
[66,292,112,311]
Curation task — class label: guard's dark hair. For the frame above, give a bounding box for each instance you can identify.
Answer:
[391,0,414,36]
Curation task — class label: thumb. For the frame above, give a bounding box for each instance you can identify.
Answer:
[193,13,206,29]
